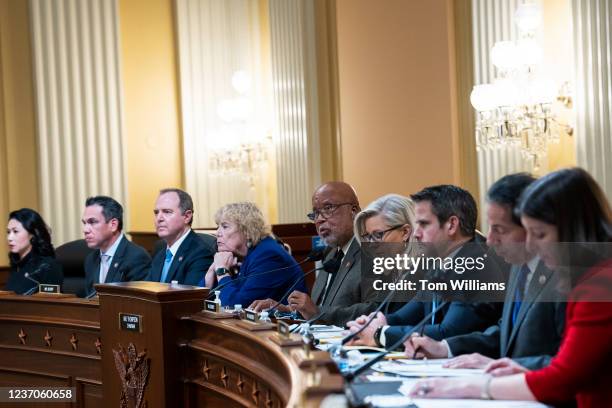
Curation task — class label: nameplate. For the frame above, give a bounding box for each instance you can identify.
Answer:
[38,284,60,294]
[119,313,143,333]
[277,321,291,338]
[244,310,259,323]
[204,300,220,313]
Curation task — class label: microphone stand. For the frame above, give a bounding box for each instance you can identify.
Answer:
[343,300,449,382]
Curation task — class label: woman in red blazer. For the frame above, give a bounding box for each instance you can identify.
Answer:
[410,168,612,408]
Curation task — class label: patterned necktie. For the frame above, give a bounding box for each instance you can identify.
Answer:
[512,264,531,326]
[160,249,173,283]
[99,254,111,283]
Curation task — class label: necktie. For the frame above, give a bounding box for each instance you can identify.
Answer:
[99,254,111,283]
[511,264,530,326]
[320,248,344,305]
[160,249,173,283]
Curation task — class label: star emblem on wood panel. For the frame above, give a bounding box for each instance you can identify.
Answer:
[220,366,229,388]
[18,329,27,345]
[44,330,53,347]
[252,383,260,405]
[236,373,245,393]
[69,333,78,351]
[202,359,210,380]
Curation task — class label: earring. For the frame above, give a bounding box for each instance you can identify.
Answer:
[246,239,253,249]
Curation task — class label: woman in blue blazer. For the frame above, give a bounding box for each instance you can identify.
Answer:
[202,202,307,308]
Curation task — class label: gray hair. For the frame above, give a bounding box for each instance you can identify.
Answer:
[354,194,415,243]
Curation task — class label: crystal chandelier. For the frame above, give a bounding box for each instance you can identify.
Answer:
[209,71,271,186]
[470,2,572,172]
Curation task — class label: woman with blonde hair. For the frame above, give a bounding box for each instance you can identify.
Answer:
[203,202,307,308]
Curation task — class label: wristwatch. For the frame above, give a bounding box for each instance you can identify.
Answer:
[215,267,229,277]
[373,326,384,348]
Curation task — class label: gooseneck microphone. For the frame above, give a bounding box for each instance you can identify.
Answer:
[343,300,450,381]
[205,247,327,300]
[22,264,48,296]
[341,269,413,345]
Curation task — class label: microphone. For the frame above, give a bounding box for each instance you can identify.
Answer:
[205,247,326,300]
[343,300,450,381]
[267,264,327,314]
[22,265,48,295]
[268,249,340,318]
[341,269,413,345]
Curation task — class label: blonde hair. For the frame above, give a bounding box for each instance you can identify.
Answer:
[354,194,415,243]
[214,202,269,245]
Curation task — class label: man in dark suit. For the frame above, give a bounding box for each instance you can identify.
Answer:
[286,181,379,326]
[82,196,150,297]
[347,185,506,348]
[404,173,565,370]
[147,188,215,286]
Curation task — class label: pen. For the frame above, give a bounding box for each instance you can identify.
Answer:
[411,324,426,359]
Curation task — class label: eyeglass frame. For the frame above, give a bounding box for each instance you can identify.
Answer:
[360,224,406,242]
[307,202,355,221]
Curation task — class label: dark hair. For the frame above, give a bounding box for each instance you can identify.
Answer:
[159,188,194,226]
[411,185,477,237]
[85,196,123,231]
[517,167,611,243]
[487,173,536,226]
[7,208,55,264]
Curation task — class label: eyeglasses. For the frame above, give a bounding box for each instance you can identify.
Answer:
[307,203,353,221]
[360,225,404,242]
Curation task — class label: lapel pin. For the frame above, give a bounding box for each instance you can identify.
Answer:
[538,274,546,285]
[114,263,119,268]
[345,261,351,268]
[178,256,183,262]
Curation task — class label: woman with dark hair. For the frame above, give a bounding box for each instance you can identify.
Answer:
[408,168,612,408]
[5,208,63,294]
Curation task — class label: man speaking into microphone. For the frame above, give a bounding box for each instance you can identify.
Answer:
[252,182,379,327]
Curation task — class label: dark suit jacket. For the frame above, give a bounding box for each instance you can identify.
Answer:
[446,260,566,369]
[84,235,150,296]
[311,238,379,326]
[148,230,215,286]
[383,237,506,347]
[5,253,63,294]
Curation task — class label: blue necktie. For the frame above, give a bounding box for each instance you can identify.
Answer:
[511,264,530,326]
[431,295,437,325]
[160,249,173,283]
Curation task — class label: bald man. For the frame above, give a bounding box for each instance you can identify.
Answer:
[288,182,379,326]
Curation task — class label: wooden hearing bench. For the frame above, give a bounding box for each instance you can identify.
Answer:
[0,282,342,407]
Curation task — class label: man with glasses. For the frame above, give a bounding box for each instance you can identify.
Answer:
[286,181,379,326]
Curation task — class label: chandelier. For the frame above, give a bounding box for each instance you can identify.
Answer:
[470,2,572,172]
[209,71,271,186]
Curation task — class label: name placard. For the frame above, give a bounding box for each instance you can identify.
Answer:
[244,310,259,323]
[38,284,60,294]
[277,321,290,338]
[204,300,220,313]
[119,313,142,332]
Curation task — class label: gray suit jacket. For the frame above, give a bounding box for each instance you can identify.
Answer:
[446,260,565,369]
[311,239,378,326]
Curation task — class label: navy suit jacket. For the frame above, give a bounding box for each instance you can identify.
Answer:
[148,230,215,286]
[217,236,307,307]
[383,237,507,347]
[84,236,150,296]
[446,260,565,369]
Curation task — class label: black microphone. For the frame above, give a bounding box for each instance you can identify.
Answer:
[343,300,449,381]
[22,264,48,295]
[205,247,326,300]
[267,264,327,314]
[341,269,413,345]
